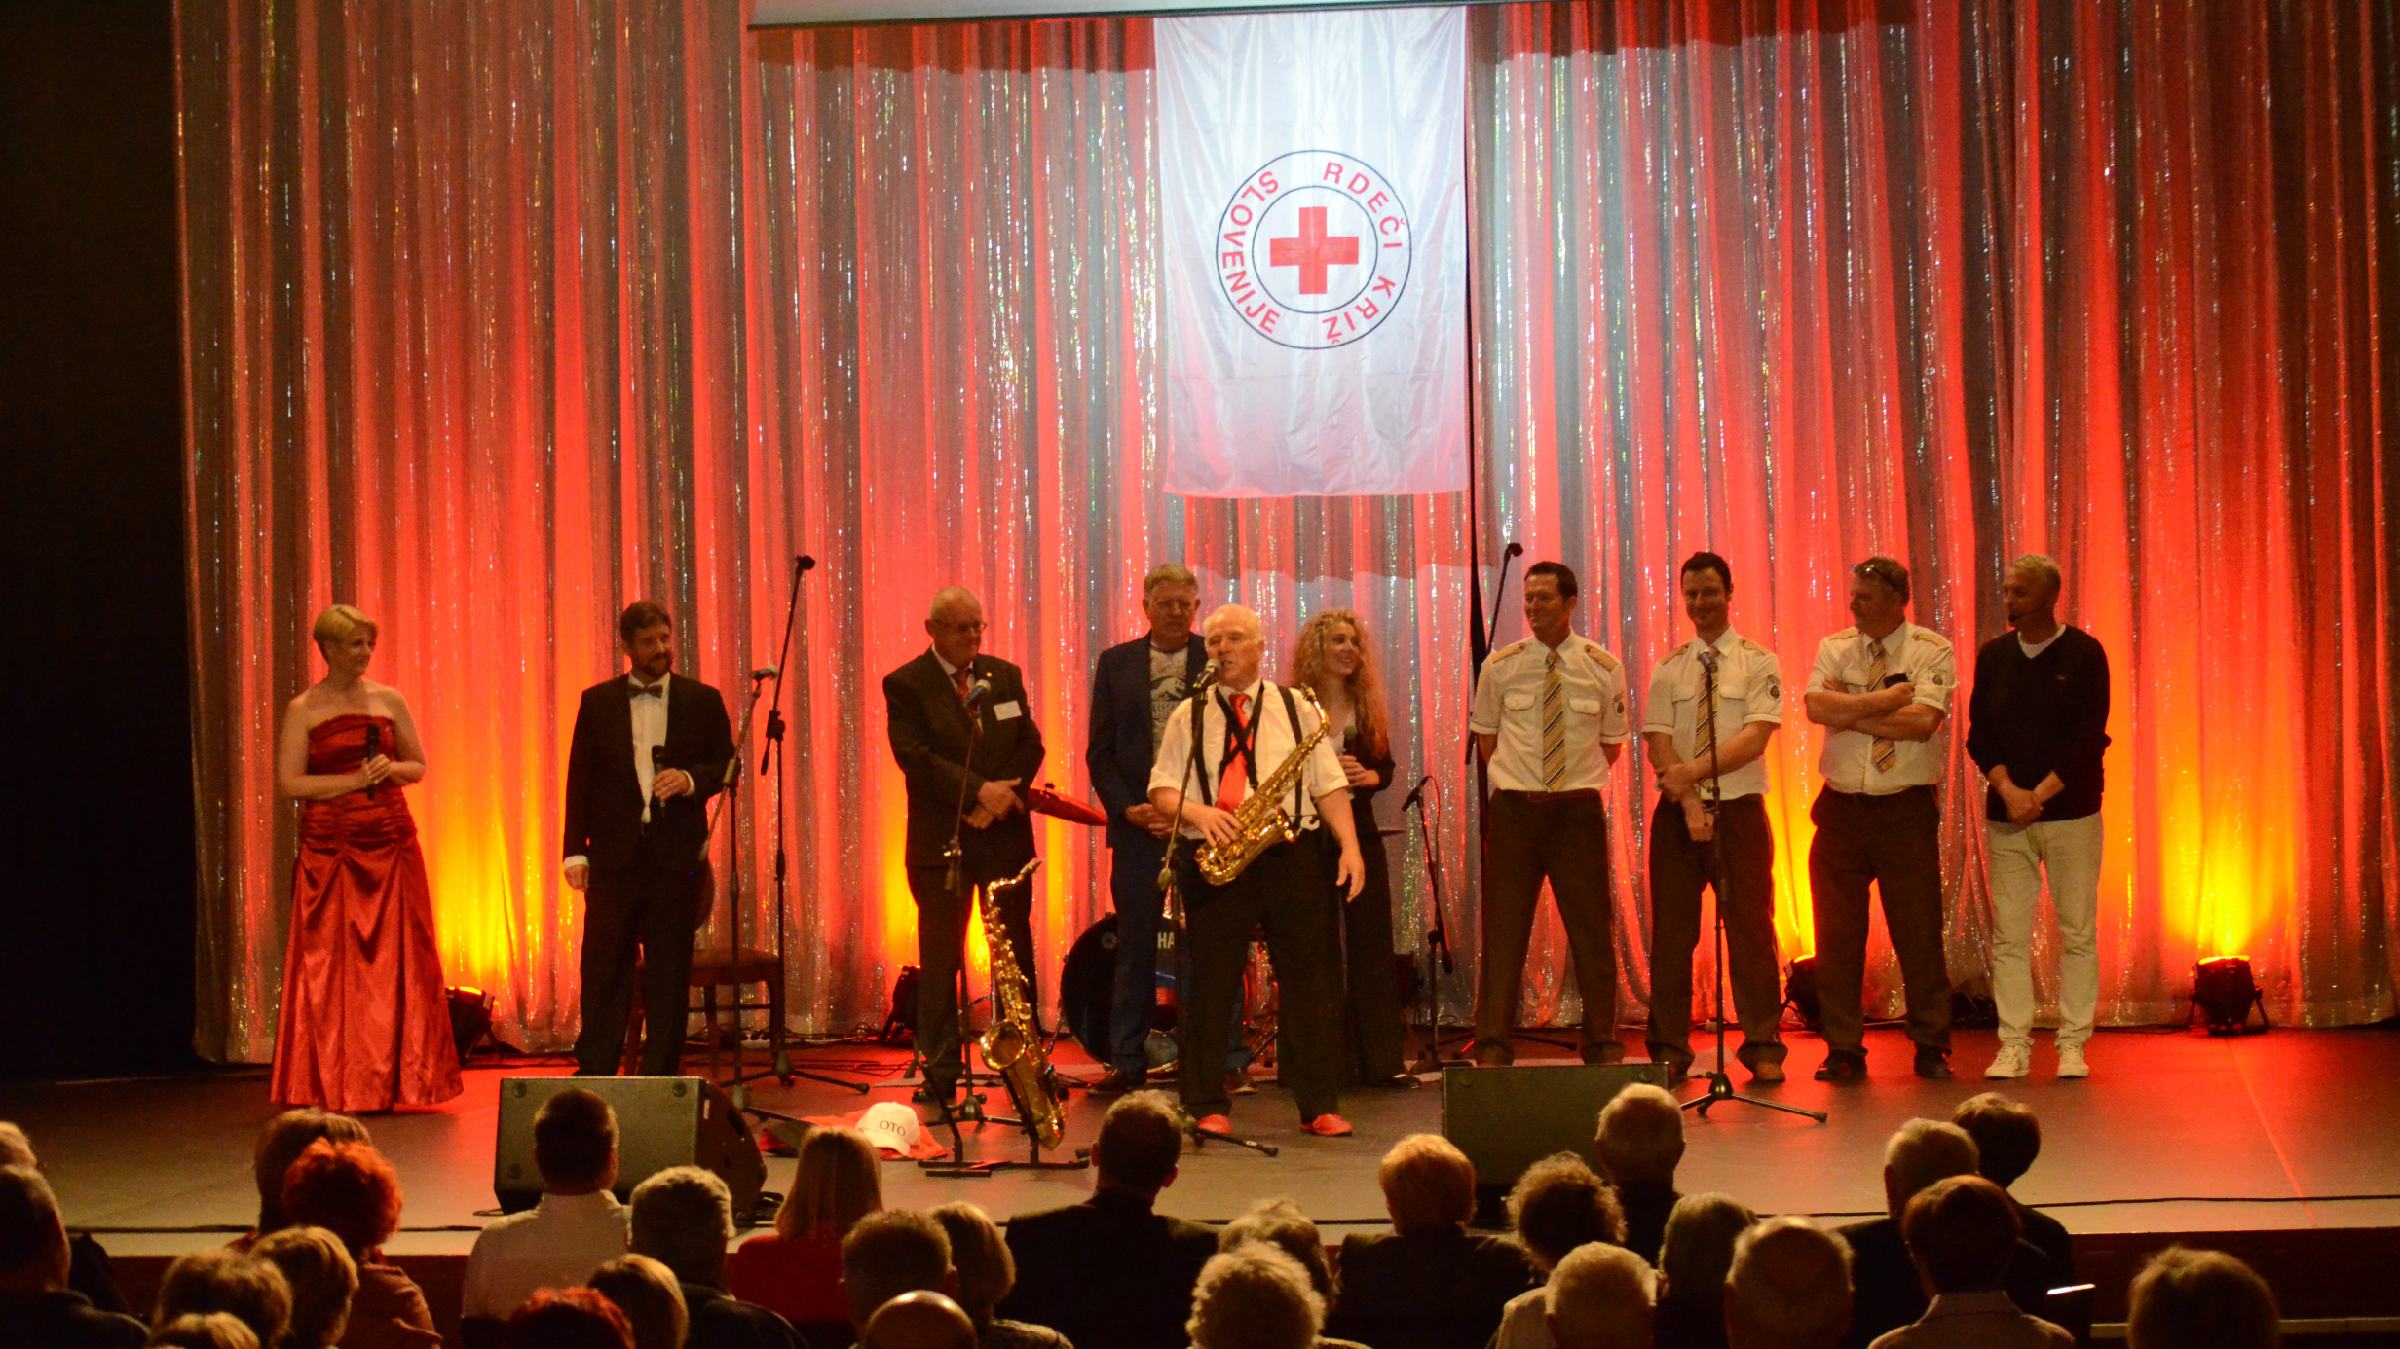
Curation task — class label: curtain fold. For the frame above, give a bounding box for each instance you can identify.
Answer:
[179,0,2397,1062]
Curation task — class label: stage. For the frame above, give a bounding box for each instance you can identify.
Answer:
[11,1026,2399,1336]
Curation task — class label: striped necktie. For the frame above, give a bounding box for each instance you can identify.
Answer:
[1540,650,1567,790]
[1866,639,1898,773]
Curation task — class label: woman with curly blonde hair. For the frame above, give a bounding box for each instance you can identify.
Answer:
[1292,610,1412,1087]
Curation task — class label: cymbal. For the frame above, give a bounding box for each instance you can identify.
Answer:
[1027,783,1107,827]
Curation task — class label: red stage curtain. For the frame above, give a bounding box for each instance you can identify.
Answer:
[177,0,2396,1062]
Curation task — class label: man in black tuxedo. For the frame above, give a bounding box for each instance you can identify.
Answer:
[883,586,1045,1102]
[1083,563,1207,1094]
[563,601,735,1077]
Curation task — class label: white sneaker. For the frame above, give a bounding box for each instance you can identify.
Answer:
[1984,1043,2031,1079]
[2057,1042,2089,1079]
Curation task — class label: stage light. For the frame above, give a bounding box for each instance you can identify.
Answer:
[2192,956,2267,1036]
[1783,957,1822,1031]
[447,985,495,1060]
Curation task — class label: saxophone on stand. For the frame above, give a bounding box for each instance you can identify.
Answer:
[976,858,1067,1148]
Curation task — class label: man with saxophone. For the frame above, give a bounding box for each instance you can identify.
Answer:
[1149,604,1366,1138]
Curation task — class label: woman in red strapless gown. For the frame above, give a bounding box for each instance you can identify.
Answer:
[269,604,463,1111]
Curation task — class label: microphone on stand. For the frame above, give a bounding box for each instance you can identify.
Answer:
[963,677,994,709]
[1400,773,1434,810]
[797,554,817,572]
[363,723,380,798]
[1192,658,1223,691]
[749,664,780,680]
[1503,541,1524,560]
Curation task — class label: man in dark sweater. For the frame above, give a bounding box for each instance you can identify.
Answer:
[1964,555,2110,1081]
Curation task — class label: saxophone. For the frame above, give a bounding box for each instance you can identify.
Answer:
[976,858,1067,1148]
[1196,685,1333,886]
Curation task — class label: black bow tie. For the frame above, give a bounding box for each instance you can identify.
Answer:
[630,682,663,699]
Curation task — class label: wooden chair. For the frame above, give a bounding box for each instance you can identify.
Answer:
[620,946,787,1082]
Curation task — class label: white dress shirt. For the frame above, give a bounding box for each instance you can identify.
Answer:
[1642,627,1784,800]
[1148,678,1347,839]
[459,1189,630,1320]
[1469,634,1631,793]
[629,672,670,824]
[1807,622,1956,793]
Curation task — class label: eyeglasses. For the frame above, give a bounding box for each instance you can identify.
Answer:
[1852,560,1905,593]
[936,619,988,635]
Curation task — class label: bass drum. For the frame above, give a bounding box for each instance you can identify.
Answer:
[1059,914,1182,1073]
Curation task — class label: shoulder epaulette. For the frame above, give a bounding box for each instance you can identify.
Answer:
[1578,639,1620,673]
[1493,638,1533,661]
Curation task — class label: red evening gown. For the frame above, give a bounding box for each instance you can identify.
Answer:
[268,713,464,1110]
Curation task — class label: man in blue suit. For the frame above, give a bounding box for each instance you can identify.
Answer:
[1084,564,1208,1095]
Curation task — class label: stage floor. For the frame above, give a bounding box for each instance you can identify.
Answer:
[10,1025,2397,1262]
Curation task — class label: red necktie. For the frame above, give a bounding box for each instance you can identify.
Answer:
[1217,693,1252,810]
[952,665,972,702]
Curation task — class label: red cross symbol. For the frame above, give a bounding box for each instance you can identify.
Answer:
[1267,206,1360,296]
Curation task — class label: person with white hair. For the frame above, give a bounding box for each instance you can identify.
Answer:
[1725,1218,1852,1349]
[628,1166,801,1349]
[1187,1244,1323,1349]
[1594,1084,1685,1262]
[1544,1243,1656,1349]
[1965,553,2111,1081]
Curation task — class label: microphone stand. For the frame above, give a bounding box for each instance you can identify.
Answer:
[913,678,1005,1117]
[1405,776,1471,1073]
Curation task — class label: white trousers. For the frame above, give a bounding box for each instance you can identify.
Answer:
[1985,813,2103,1048]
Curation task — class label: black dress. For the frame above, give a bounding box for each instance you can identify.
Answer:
[1328,718,1409,1082]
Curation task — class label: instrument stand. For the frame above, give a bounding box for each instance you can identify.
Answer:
[1185,1113,1279,1157]
[918,876,1089,1176]
[1406,779,1473,1073]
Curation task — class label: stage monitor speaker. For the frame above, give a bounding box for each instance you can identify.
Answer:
[495,1076,765,1221]
[1442,1062,1672,1221]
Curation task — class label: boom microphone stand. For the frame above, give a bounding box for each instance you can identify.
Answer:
[1405,775,1472,1073]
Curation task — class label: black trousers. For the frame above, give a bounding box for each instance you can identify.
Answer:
[574,833,701,1076]
[1807,786,1951,1057]
[1476,790,1620,1063]
[1177,838,1341,1121]
[1646,794,1786,1069]
[907,860,1039,1092]
[1322,829,1407,1082]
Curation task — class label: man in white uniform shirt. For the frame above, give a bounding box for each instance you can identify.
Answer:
[459,1088,629,1342]
[1468,561,1632,1067]
[1150,604,1366,1137]
[1802,557,1958,1081]
[1642,551,1788,1082]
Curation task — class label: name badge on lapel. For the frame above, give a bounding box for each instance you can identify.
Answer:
[994,700,1023,721]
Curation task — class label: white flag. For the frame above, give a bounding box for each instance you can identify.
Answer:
[1156,8,1468,497]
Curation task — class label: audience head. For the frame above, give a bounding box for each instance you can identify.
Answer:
[2127,1246,2280,1349]
[155,1249,292,1349]
[1594,1084,1685,1188]
[1218,1198,1336,1300]
[249,1225,357,1349]
[535,1088,620,1194]
[841,1208,956,1327]
[589,1254,688,1349]
[146,1313,262,1349]
[862,1290,978,1349]
[1506,1152,1626,1271]
[280,1140,403,1260]
[506,1287,636,1349]
[0,1165,67,1293]
[1658,1193,1755,1308]
[1186,1243,1323,1349]
[1377,1134,1478,1236]
[628,1165,734,1288]
[1091,1091,1183,1196]
[1901,1175,2020,1297]
[1544,1242,1657,1349]
[1951,1092,2043,1188]
[1881,1119,1980,1220]
[1725,1218,1852,1349]
[927,1202,1016,1326]
[250,1109,370,1235]
[776,1125,883,1240]
[0,1122,34,1168]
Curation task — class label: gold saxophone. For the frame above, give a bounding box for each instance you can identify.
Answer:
[976,858,1066,1148]
[1196,685,1331,886]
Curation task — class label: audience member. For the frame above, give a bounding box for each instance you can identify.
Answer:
[1835,1120,2051,1348]
[629,1166,803,1349]
[1949,1094,2074,1284]
[507,1287,637,1349]
[730,1124,881,1333]
[463,1089,631,1347]
[843,1210,957,1328]
[1188,1244,1322,1349]
[250,1225,358,1349]
[1593,1085,1685,1262]
[1544,1243,1655,1349]
[1327,1134,1538,1349]
[0,1164,146,1348]
[1491,1153,1627,1349]
[2126,1247,2280,1349]
[1,1121,133,1316]
[154,1249,291,1349]
[590,1254,691,1349]
[242,1109,371,1245]
[1653,1194,1753,1349]
[999,1092,1214,1349]
[1869,1176,2069,1348]
[1219,1198,1356,1347]
[1725,1218,1851,1349]
[928,1202,1067,1349]
[145,1312,262,1349]
[281,1140,439,1349]
[863,1291,979,1349]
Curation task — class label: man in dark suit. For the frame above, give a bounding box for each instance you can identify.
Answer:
[1083,563,1207,1094]
[999,1092,1215,1349]
[883,586,1046,1102]
[563,601,736,1077]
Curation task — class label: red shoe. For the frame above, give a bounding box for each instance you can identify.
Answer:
[1301,1113,1354,1138]
[1192,1113,1233,1135]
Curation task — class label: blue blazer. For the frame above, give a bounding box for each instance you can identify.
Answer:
[1085,635,1208,850]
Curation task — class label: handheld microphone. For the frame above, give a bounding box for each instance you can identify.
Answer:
[1400,773,1434,810]
[363,723,381,798]
[651,745,669,813]
[749,664,780,680]
[797,554,817,572]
